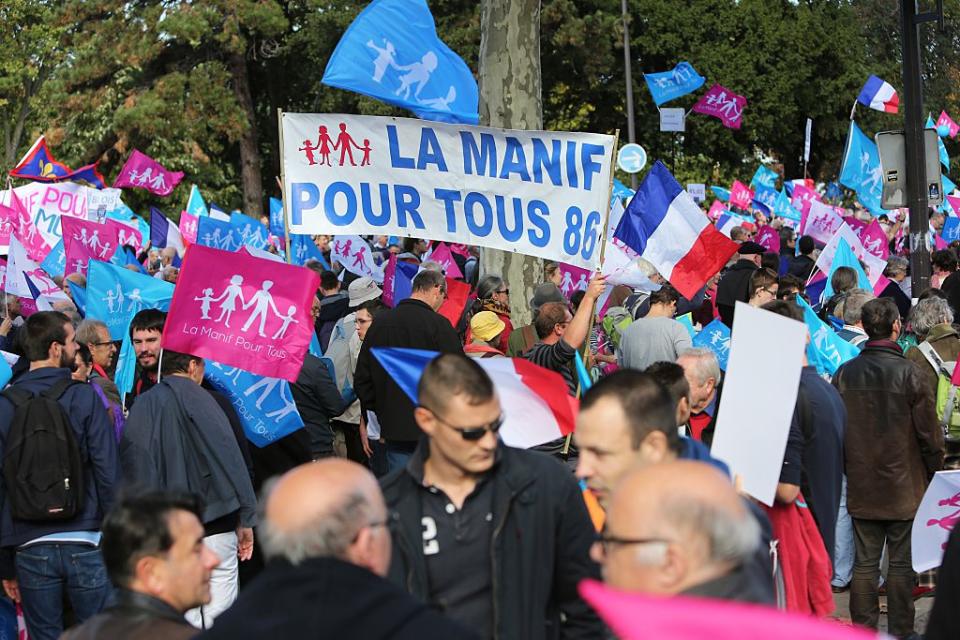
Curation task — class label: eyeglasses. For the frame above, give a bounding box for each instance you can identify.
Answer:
[421,407,505,441]
[594,531,671,556]
[351,519,389,543]
[90,341,114,348]
[763,288,778,297]
[496,288,509,295]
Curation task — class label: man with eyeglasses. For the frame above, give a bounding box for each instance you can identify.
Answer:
[597,460,770,604]
[380,353,603,640]
[200,459,472,639]
[75,319,121,407]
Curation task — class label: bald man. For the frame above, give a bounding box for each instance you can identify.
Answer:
[200,460,474,639]
[596,460,772,604]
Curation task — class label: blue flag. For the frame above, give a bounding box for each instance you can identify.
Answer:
[944,173,957,197]
[823,238,871,299]
[186,185,209,217]
[197,217,241,252]
[710,186,731,202]
[643,62,705,106]
[573,351,593,393]
[839,121,883,214]
[0,355,12,388]
[753,186,778,209]
[67,281,86,315]
[40,239,66,278]
[772,189,801,222]
[825,181,842,201]
[269,197,284,237]
[85,260,175,340]
[203,360,305,448]
[750,165,779,189]
[943,217,960,242]
[691,319,731,371]
[230,213,270,250]
[289,234,331,268]
[612,178,635,204]
[796,295,859,376]
[322,0,479,124]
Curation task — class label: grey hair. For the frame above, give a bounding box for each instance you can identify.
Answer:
[419,260,443,273]
[258,480,373,566]
[910,297,954,339]
[660,496,760,567]
[677,348,720,385]
[837,289,874,325]
[76,319,109,345]
[884,256,908,278]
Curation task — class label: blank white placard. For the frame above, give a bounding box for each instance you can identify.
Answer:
[709,302,807,506]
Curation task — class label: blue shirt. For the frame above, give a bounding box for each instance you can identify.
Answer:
[679,435,730,477]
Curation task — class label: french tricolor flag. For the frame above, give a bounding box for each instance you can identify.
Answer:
[614,161,738,299]
[371,347,576,450]
[857,75,899,114]
[149,206,186,257]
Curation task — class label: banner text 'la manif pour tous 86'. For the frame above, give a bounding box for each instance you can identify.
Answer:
[281,113,616,270]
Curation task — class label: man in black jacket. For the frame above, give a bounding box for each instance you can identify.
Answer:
[380,353,603,640]
[290,353,347,460]
[354,269,461,472]
[788,235,818,281]
[715,241,764,326]
[201,459,473,639]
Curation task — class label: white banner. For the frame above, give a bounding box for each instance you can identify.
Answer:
[281,113,616,270]
[1,181,88,248]
[912,470,960,572]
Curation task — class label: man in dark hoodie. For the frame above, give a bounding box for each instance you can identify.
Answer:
[0,311,118,640]
[715,241,764,326]
[200,460,473,639]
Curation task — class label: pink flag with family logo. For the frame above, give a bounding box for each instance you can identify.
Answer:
[62,217,120,276]
[938,110,959,139]
[112,149,184,197]
[426,242,463,279]
[558,263,591,298]
[8,191,49,263]
[691,84,746,129]
[857,219,889,260]
[179,212,199,245]
[947,195,960,215]
[755,225,780,253]
[162,244,320,381]
[707,200,727,221]
[729,180,754,209]
[0,203,13,250]
[790,184,820,215]
[800,200,843,245]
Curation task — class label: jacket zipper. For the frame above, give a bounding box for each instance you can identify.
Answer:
[490,491,515,640]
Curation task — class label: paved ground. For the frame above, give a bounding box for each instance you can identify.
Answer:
[830,589,934,635]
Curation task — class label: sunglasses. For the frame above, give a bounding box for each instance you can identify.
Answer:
[421,407,506,441]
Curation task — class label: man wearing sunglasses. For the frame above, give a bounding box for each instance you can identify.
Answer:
[380,353,602,640]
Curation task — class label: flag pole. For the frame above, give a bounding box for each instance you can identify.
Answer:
[276,108,293,266]
[562,128,620,458]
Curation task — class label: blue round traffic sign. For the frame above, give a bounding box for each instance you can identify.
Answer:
[617,143,647,174]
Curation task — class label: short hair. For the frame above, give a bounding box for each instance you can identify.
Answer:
[932,249,958,273]
[760,299,804,323]
[580,369,677,450]
[749,268,778,297]
[677,348,720,385]
[761,252,779,273]
[303,259,325,277]
[534,301,569,339]
[779,227,795,244]
[730,226,748,242]
[76,319,109,346]
[884,256,908,278]
[356,298,387,318]
[658,488,761,567]
[777,274,805,298]
[22,311,71,361]
[861,297,900,340]
[830,266,858,295]
[100,491,203,588]
[798,236,815,255]
[130,309,166,337]
[411,269,445,293]
[544,261,560,279]
[649,285,680,307]
[910,296,954,338]
[259,480,373,566]
[418,353,495,413]
[837,289,874,325]
[320,270,339,291]
[159,349,202,377]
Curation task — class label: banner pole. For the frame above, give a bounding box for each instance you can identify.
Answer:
[563,128,620,458]
[277,108,292,265]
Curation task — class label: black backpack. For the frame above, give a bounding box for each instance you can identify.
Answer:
[2,379,85,521]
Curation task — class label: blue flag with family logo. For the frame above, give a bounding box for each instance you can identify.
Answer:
[230,213,269,250]
[796,295,859,376]
[269,197,284,237]
[773,189,801,222]
[643,62,705,106]
[711,186,730,202]
[203,360,305,448]
[40,239,65,278]
[86,260,175,340]
[197,217,241,252]
[839,121,883,214]
[322,0,479,124]
[289,234,331,269]
[750,165,779,189]
[943,217,960,242]
[691,318,731,371]
[753,186,778,209]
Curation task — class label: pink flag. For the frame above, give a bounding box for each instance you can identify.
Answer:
[382,253,398,307]
[728,180,754,209]
[707,200,727,221]
[9,192,49,263]
[62,217,121,276]
[799,200,843,245]
[947,195,960,215]
[0,204,13,250]
[449,243,470,257]
[857,219,889,260]
[936,234,949,250]
[578,579,876,640]
[112,149,184,197]
[558,263,591,298]
[790,184,820,215]
[755,225,780,253]
[0,258,6,290]
[162,244,320,381]
[114,219,144,252]
[938,110,959,138]
[691,84,746,129]
[427,242,464,279]
[179,211,199,245]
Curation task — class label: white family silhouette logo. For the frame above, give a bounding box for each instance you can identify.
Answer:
[72,226,114,260]
[366,38,457,112]
[126,167,169,193]
[101,282,146,315]
[194,275,299,340]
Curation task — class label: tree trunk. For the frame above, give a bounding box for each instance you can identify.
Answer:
[478,0,543,327]
[230,52,264,217]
